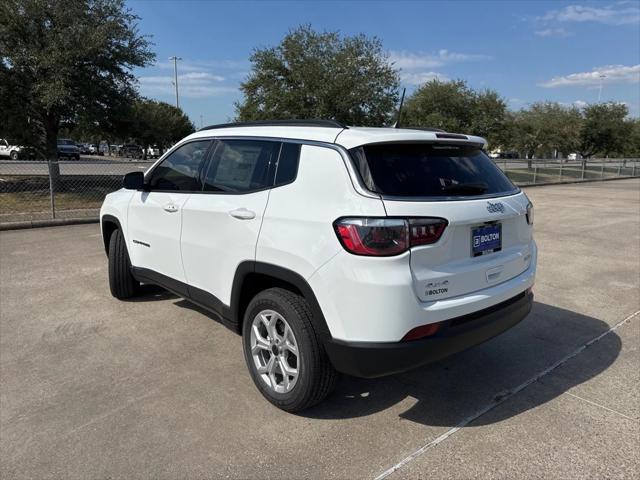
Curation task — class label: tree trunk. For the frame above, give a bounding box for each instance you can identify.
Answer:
[44,113,61,191]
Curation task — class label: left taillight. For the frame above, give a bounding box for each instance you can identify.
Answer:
[333,217,447,257]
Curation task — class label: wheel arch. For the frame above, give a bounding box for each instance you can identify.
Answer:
[231,261,332,339]
[101,214,123,256]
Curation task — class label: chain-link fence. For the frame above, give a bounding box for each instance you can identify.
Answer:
[498,158,640,185]
[0,157,638,226]
[0,158,152,225]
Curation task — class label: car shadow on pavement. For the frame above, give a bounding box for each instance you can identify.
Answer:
[302,302,622,427]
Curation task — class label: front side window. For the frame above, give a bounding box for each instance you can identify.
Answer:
[350,143,518,197]
[203,140,279,193]
[148,140,211,191]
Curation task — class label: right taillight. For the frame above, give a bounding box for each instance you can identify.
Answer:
[333,217,447,256]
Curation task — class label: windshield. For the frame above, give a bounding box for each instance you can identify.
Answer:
[57,139,75,145]
[350,143,518,197]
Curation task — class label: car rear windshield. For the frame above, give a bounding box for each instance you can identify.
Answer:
[349,143,518,197]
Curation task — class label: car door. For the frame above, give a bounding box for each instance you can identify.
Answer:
[180,138,282,309]
[127,139,212,290]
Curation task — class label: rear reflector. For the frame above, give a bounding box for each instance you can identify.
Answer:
[334,217,447,256]
[402,322,442,341]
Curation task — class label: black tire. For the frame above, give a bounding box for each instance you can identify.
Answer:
[9,151,18,160]
[108,229,139,299]
[242,288,338,412]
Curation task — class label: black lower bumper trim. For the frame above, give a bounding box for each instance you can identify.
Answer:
[324,291,533,378]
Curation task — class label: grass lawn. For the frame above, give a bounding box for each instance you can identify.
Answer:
[0,190,104,214]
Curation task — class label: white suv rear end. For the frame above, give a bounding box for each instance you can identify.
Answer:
[101,120,536,411]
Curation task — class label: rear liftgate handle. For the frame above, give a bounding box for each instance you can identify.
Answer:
[229,208,256,220]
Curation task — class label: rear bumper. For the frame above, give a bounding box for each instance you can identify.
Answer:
[324,290,533,378]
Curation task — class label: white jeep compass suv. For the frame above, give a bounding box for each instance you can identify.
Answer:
[100,119,536,412]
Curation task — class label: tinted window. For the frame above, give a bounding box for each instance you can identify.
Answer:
[350,143,517,197]
[275,143,301,186]
[148,140,210,191]
[203,140,279,192]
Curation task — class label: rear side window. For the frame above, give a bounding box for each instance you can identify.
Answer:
[148,140,211,191]
[350,143,517,197]
[275,142,301,186]
[203,140,279,193]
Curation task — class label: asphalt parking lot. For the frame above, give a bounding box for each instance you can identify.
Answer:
[1,179,638,479]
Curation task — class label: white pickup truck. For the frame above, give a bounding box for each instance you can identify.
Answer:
[0,138,24,160]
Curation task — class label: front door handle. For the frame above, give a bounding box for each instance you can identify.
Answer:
[229,208,256,220]
[163,203,179,213]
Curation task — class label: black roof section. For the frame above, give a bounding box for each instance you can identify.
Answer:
[199,119,348,131]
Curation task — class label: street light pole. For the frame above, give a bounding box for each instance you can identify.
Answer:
[169,56,182,109]
[598,74,606,102]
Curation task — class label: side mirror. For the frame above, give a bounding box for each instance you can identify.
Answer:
[123,171,145,190]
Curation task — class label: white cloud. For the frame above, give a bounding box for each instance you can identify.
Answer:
[390,49,489,86]
[534,27,571,37]
[541,3,640,25]
[137,71,237,98]
[539,64,640,88]
[400,71,449,85]
[390,49,491,69]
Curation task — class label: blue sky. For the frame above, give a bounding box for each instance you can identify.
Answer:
[128,0,640,126]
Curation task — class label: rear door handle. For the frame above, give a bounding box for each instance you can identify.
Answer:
[163,203,179,213]
[229,208,256,220]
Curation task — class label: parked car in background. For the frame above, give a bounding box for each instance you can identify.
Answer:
[146,145,161,159]
[0,138,31,160]
[77,143,91,154]
[122,144,144,159]
[57,139,80,160]
[88,144,99,154]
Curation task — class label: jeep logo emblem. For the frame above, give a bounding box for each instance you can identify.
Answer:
[486,201,504,213]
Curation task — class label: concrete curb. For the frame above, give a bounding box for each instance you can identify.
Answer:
[0,217,98,231]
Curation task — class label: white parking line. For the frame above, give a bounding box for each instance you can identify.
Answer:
[563,391,637,422]
[373,310,639,480]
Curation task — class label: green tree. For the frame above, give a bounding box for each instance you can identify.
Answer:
[235,25,400,126]
[621,118,640,158]
[0,0,154,178]
[130,99,194,150]
[504,102,582,158]
[578,103,631,158]
[401,79,507,148]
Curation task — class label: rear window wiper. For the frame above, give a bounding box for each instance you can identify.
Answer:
[440,182,488,194]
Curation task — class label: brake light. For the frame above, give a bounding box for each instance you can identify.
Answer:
[408,218,448,246]
[333,217,447,256]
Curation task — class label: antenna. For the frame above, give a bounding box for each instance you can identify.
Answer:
[394,87,406,128]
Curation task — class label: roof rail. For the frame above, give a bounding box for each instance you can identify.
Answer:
[199,119,348,131]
